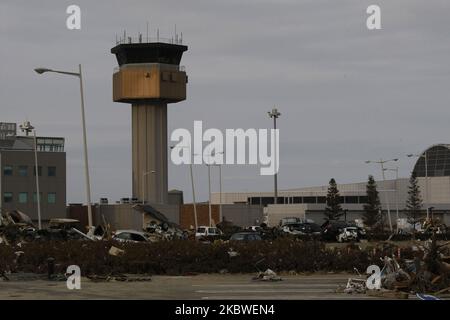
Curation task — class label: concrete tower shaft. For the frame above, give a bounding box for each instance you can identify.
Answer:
[111,41,188,204]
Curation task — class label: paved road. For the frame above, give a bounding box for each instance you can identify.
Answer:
[0,273,393,300]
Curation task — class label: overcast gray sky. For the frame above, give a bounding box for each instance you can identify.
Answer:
[1,0,449,203]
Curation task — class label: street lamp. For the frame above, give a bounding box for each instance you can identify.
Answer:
[383,166,399,231]
[365,158,398,232]
[19,121,41,230]
[170,145,198,230]
[34,65,93,231]
[142,170,156,204]
[407,152,429,219]
[268,107,281,205]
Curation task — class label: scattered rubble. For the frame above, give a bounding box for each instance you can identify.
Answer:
[227,248,239,258]
[252,269,282,282]
[343,278,366,294]
[87,273,151,282]
[108,246,125,257]
[338,232,450,298]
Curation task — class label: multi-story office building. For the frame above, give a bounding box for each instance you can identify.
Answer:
[0,122,66,223]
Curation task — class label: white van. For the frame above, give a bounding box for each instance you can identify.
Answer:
[195,226,221,239]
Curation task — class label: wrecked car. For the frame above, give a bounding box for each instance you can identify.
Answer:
[112,230,151,243]
[0,210,37,243]
[321,220,365,242]
[37,218,85,241]
[336,226,359,242]
[281,222,322,239]
[229,231,262,242]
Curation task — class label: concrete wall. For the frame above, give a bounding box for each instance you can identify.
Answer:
[95,204,142,231]
[67,203,180,231]
[221,204,263,227]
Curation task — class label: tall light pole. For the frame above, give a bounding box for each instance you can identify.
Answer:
[407,152,429,220]
[365,158,398,232]
[268,107,281,205]
[34,65,93,230]
[142,170,156,204]
[219,164,223,223]
[19,121,41,230]
[208,163,212,226]
[170,145,198,230]
[205,151,224,227]
[383,166,399,232]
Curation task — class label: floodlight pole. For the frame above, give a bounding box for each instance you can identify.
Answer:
[268,108,281,205]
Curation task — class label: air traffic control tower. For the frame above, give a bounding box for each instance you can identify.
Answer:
[111,35,188,204]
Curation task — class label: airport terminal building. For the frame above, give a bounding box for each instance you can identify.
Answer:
[211,144,450,226]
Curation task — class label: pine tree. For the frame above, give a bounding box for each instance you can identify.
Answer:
[363,175,382,229]
[324,178,343,220]
[406,173,422,231]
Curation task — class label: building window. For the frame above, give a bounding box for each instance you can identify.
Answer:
[3,192,13,203]
[47,192,56,204]
[3,165,13,176]
[33,192,42,203]
[48,166,56,177]
[303,197,317,204]
[248,197,261,205]
[261,197,275,206]
[19,192,28,204]
[33,166,42,176]
[358,196,368,204]
[293,197,302,204]
[317,196,326,204]
[18,166,28,177]
[345,196,359,204]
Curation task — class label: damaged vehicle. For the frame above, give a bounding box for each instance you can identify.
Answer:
[37,218,85,241]
[336,226,359,242]
[229,231,262,242]
[281,222,322,239]
[134,204,187,241]
[112,230,151,243]
[0,210,37,243]
[321,220,366,242]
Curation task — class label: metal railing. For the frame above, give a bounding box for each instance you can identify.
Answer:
[115,35,183,46]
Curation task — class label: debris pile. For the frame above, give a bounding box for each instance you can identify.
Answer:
[339,233,450,298]
[252,269,282,282]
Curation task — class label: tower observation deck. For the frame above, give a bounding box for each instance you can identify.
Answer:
[111,35,188,204]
